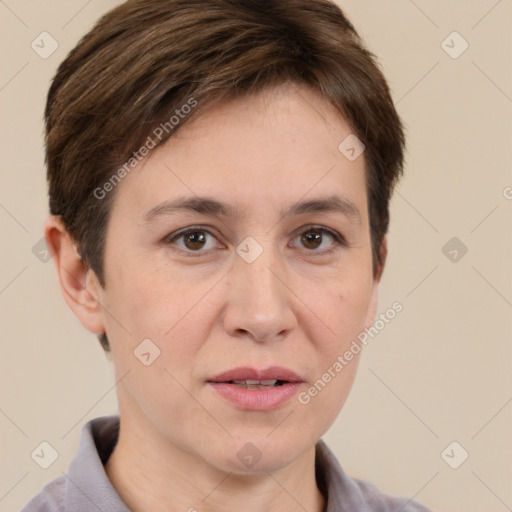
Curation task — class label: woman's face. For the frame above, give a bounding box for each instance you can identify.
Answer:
[94,84,380,473]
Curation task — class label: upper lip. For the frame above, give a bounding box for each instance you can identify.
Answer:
[208,366,304,383]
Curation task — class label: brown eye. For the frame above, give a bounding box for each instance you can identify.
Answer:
[166,227,219,253]
[301,230,323,249]
[183,231,207,250]
[293,227,343,253]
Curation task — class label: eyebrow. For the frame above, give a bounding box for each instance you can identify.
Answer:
[142,194,361,224]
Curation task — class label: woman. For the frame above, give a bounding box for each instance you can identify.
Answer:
[23,1,430,510]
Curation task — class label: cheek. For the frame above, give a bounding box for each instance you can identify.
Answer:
[101,258,215,383]
[302,262,374,352]
[103,266,214,418]
[286,263,372,415]
[296,337,361,436]
[107,255,202,336]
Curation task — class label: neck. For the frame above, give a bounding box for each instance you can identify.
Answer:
[105,408,325,512]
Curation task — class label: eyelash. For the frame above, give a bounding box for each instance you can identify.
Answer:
[163,225,346,257]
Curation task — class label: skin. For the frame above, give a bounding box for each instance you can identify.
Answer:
[46,83,386,512]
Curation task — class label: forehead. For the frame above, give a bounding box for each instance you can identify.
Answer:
[167,85,353,166]
[111,84,368,222]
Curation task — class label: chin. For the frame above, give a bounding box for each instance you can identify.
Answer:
[210,430,315,475]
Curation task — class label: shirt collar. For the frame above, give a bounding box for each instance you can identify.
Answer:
[66,416,374,512]
[315,438,373,512]
[64,415,130,511]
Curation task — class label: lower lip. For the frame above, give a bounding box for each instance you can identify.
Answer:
[208,382,302,410]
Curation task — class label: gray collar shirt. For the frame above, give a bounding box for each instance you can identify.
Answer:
[21,416,431,512]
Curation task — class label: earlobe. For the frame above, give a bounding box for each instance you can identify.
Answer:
[44,215,105,335]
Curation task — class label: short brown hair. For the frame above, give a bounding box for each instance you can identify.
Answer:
[45,0,405,351]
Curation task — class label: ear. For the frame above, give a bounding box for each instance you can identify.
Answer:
[44,215,105,335]
[364,236,388,328]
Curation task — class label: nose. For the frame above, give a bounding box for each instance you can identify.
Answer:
[222,246,297,343]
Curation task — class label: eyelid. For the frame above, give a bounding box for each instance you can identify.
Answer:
[163,225,224,256]
[289,225,346,252]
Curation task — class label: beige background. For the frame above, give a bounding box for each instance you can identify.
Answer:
[1,1,511,511]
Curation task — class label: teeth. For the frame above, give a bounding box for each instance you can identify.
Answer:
[230,379,279,389]
[232,379,277,385]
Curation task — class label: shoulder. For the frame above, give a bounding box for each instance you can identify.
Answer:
[350,477,432,512]
[315,439,432,512]
[20,475,66,512]
[20,416,125,512]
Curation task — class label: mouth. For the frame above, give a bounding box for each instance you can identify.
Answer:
[207,366,304,410]
[208,366,303,383]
